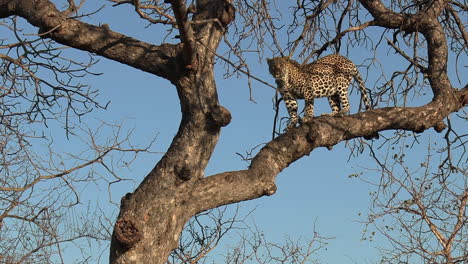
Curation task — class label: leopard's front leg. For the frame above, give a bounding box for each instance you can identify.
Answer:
[282,92,299,131]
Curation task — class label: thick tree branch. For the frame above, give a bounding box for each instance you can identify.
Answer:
[358,0,447,31]
[359,0,452,98]
[0,0,183,81]
[192,87,468,213]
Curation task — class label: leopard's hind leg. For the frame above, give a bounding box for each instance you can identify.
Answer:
[327,94,341,115]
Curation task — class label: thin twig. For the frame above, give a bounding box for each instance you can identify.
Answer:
[289,0,335,57]
[305,20,377,63]
[446,4,468,47]
[386,37,427,73]
[196,40,277,90]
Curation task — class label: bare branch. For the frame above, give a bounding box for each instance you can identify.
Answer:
[385,37,427,73]
[109,0,176,24]
[289,0,335,57]
[304,20,377,63]
[446,4,468,47]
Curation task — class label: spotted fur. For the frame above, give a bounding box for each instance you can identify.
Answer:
[267,54,372,130]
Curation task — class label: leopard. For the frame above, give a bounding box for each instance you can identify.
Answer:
[267,54,372,131]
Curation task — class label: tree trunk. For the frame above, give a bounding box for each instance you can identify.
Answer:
[108,1,235,262]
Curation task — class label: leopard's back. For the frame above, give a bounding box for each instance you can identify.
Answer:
[267,57,337,99]
[303,54,357,76]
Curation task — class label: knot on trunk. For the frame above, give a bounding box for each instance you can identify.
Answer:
[175,164,192,181]
[209,105,231,127]
[115,218,142,249]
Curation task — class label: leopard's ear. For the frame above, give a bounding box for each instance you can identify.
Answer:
[266,58,272,63]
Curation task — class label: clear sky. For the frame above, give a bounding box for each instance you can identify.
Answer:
[19,1,465,263]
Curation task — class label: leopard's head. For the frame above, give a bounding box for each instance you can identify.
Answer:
[266,57,289,78]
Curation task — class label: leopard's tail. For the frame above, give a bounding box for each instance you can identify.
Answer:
[354,71,372,110]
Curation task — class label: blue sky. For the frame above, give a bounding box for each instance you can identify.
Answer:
[9,1,466,263]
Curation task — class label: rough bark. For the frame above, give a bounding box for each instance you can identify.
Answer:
[1,0,466,263]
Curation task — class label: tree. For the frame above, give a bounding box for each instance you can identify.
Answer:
[167,207,330,264]
[0,4,152,262]
[358,137,467,264]
[0,0,466,263]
